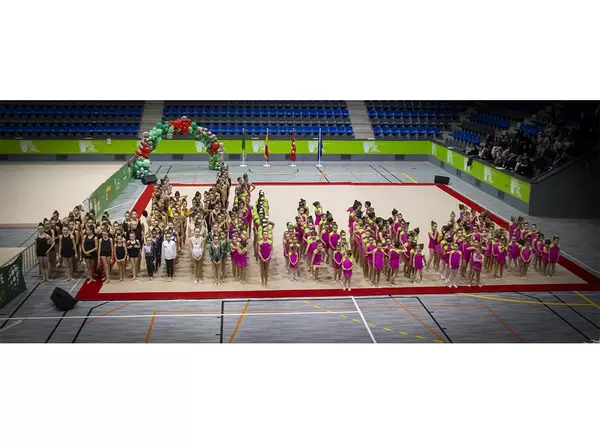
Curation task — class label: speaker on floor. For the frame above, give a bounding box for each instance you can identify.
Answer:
[141,174,158,185]
[434,175,450,185]
[50,287,78,311]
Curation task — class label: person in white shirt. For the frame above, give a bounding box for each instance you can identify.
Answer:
[162,232,177,281]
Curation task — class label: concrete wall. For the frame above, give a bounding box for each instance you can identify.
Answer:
[528,149,600,218]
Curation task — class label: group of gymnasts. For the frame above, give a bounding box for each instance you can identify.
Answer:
[280,199,562,289]
[282,200,355,290]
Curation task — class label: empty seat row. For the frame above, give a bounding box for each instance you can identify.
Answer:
[0,106,143,116]
[206,125,353,136]
[0,123,139,132]
[374,126,441,137]
[470,113,510,129]
[0,116,141,124]
[165,101,347,109]
[453,130,481,145]
[369,109,455,119]
[164,107,349,118]
[365,100,458,109]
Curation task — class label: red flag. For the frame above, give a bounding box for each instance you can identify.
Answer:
[264,129,270,162]
[290,129,297,162]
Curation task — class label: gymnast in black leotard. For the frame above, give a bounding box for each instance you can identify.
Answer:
[58,226,76,281]
[98,230,113,283]
[36,223,54,282]
[127,231,141,280]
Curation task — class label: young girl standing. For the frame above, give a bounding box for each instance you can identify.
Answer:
[311,239,326,281]
[342,251,353,292]
[388,242,402,285]
[258,232,273,287]
[332,244,343,283]
[36,224,54,282]
[412,244,425,284]
[447,243,462,288]
[289,243,300,281]
[469,245,483,287]
[81,228,98,283]
[190,227,205,283]
[520,239,533,280]
[372,241,385,287]
[114,234,127,282]
[237,240,248,284]
[142,235,155,280]
[127,231,141,281]
[209,237,222,286]
[58,226,77,281]
[548,236,561,278]
[426,221,440,270]
[494,238,508,280]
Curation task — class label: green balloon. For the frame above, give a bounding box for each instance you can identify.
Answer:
[142,159,151,168]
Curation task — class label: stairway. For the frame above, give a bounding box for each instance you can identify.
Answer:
[346,100,374,139]
[138,101,165,138]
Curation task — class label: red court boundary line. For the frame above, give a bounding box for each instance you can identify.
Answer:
[75,182,599,302]
[170,182,434,187]
[74,282,600,302]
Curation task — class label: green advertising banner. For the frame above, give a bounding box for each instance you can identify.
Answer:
[0,139,431,156]
[89,161,133,216]
[431,143,531,203]
[0,254,27,310]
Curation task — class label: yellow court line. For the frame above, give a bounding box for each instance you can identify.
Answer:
[434,340,444,343]
[459,293,592,307]
[402,172,417,183]
[416,336,425,339]
[399,332,408,335]
[339,315,347,319]
[368,323,377,327]
[383,328,392,331]
[574,291,600,310]
[352,319,361,323]
[314,305,321,309]
[304,301,310,304]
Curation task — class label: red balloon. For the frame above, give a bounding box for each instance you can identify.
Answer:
[211,141,219,150]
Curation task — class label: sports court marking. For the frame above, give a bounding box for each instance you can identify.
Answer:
[390,297,447,343]
[351,296,376,343]
[229,300,250,343]
[484,304,523,342]
[574,291,600,310]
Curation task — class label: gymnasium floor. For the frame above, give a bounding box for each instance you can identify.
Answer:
[1,160,599,343]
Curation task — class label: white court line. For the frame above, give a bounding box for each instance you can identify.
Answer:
[0,309,360,322]
[69,277,82,295]
[104,199,138,214]
[351,296,377,343]
[0,307,58,335]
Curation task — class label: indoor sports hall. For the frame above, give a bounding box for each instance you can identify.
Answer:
[1,153,598,343]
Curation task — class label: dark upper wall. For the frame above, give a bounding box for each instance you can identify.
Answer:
[529,148,600,218]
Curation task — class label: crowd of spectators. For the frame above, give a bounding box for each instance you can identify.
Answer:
[466,103,599,178]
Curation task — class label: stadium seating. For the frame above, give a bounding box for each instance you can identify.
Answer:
[520,122,541,136]
[469,113,510,129]
[0,101,143,138]
[163,101,353,139]
[452,130,481,145]
[366,100,458,139]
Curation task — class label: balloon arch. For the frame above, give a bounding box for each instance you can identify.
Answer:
[131,116,224,179]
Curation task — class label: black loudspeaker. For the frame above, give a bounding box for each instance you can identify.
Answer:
[142,174,158,185]
[50,287,78,311]
[434,175,450,185]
